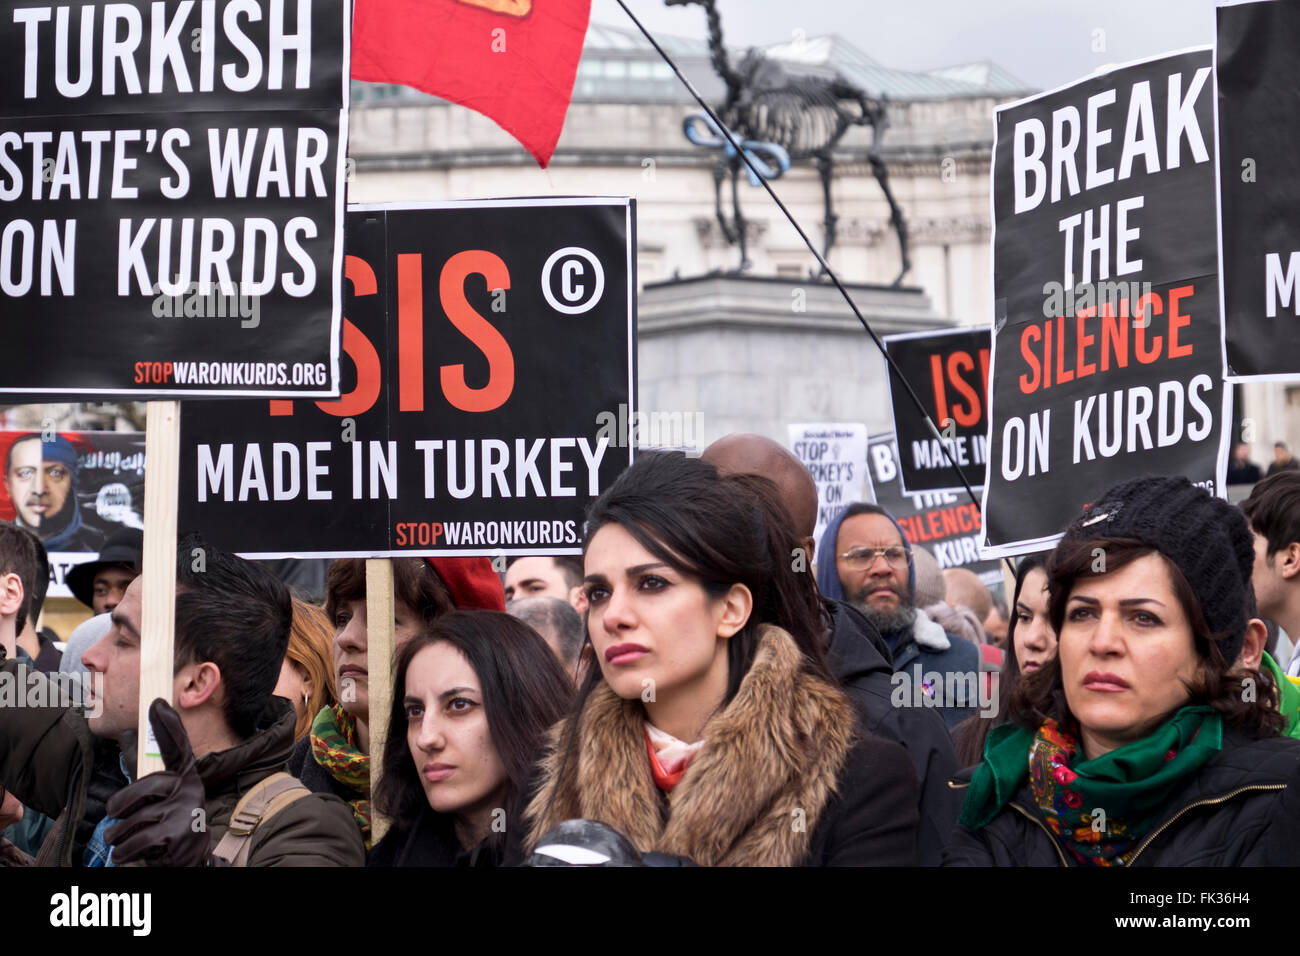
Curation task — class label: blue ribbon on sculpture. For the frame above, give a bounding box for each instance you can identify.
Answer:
[683,112,791,186]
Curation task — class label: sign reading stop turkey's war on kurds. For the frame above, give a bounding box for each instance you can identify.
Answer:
[0,0,350,397]
[177,199,635,557]
[787,423,872,549]
[982,49,1230,558]
[883,327,991,495]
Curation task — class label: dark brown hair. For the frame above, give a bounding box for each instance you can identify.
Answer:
[952,555,1046,766]
[374,611,573,855]
[1009,537,1282,738]
[324,557,454,626]
[546,453,837,813]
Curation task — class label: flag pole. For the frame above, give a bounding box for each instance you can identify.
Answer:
[137,400,181,777]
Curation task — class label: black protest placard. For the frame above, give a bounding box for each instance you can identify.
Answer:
[0,429,146,595]
[982,49,1228,558]
[883,327,991,494]
[1216,0,1300,382]
[177,199,635,557]
[0,0,349,397]
[866,433,1001,589]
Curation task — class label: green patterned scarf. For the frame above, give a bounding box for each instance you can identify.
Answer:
[960,706,1222,866]
[310,704,372,848]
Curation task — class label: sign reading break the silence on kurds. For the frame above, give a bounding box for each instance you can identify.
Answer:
[1215,0,1300,382]
[178,199,635,557]
[0,430,146,597]
[787,423,872,549]
[883,327,990,495]
[867,433,1001,590]
[0,0,349,397]
[982,49,1229,558]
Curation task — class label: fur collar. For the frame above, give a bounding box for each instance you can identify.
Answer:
[523,625,857,866]
[913,613,951,651]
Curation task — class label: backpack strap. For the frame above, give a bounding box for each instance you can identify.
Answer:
[211,772,311,867]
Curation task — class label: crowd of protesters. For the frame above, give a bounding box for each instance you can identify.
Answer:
[2,433,1300,867]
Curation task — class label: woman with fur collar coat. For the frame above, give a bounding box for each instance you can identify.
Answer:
[517,453,919,866]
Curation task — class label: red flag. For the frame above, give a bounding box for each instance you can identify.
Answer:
[352,0,592,167]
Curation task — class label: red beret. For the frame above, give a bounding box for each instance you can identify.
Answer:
[425,557,506,612]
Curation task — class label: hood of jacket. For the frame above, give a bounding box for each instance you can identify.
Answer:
[815,504,917,602]
[523,624,857,866]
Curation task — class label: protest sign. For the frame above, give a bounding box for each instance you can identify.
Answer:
[867,433,1002,590]
[787,423,872,548]
[1215,0,1300,382]
[0,429,146,597]
[178,198,635,558]
[981,49,1229,558]
[0,0,350,397]
[883,327,991,494]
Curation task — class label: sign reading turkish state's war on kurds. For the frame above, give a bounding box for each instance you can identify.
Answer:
[982,49,1229,558]
[178,199,635,557]
[883,327,991,495]
[0,0,349,397]
[787,423,872,549]
[867,434,1001,590]
[1215,0,1300,382]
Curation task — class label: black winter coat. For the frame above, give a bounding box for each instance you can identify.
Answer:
[824,599,962,866]
[368,804,500,867]
[943,730,1300,866]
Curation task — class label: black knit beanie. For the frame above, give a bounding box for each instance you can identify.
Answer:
[1055,475,1255,663]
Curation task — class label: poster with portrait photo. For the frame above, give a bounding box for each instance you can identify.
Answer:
[0,431,146,597]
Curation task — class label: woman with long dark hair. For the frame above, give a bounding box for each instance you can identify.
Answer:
[951,556,1057,766]
[370,611,572,866]
[945,476,1300,866]
[518,452,919,866]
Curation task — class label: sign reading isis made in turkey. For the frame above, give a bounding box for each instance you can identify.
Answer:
[1215,0,1300,382]
[982,49,1229,558]
[883,327,991,495]
[177,199,636,558]
[0,0,350,397]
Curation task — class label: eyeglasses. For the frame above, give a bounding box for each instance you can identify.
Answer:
[838,546,911,569]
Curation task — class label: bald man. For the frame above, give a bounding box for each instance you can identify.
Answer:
[943,568,993,623]
[701,433,820,560]
[702,433,962,866]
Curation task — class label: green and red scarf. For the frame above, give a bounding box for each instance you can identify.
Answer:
[960,705,1222,866]
[310,704,373,848]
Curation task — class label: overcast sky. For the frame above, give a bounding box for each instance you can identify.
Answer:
[600,0,1223,91]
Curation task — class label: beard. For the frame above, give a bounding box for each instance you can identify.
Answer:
[848,580,917,635]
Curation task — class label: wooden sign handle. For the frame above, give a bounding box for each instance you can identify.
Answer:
[137,400,181,778]
[366,558,395,844]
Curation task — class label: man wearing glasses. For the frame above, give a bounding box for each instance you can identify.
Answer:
[816,503,981,730]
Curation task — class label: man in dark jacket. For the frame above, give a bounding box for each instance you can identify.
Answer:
[817,502,984,731]
[0,535,363,866]
[702,434,962,865]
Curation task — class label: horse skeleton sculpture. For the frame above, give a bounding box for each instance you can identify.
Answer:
[669,0,911,283]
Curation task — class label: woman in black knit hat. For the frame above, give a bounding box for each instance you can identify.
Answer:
[944,475,1300,866]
